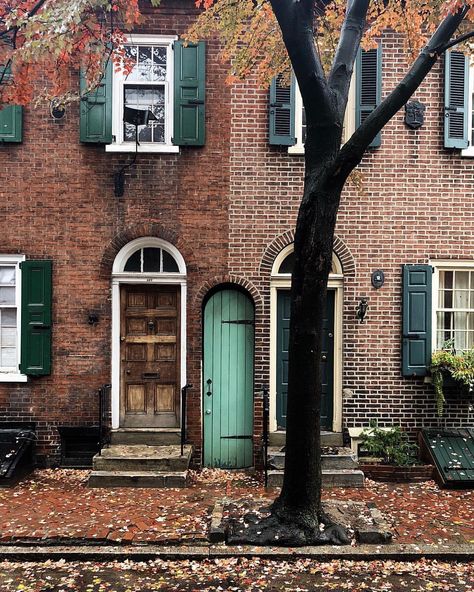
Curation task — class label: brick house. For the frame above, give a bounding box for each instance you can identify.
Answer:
[1,0,473,474]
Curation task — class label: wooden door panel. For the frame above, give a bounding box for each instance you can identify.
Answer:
[120,285,180,428]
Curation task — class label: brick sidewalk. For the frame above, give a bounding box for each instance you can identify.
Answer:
[0,469,472,547]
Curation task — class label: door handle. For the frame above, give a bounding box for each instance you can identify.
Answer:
[205,409,212,415]
[321,355,327,361]
[206,378,212,397]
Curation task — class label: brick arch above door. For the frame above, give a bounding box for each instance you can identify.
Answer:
[260,231,356,277]
[193,274,263,318]
[100,223,193,279]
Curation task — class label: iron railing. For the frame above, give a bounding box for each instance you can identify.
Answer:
[181,384,193,456]
[262,384,270,487]
[98,384,111,455]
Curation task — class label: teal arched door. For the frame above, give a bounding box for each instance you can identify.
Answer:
[203,289,254,468]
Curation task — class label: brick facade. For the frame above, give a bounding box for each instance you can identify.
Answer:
[1,3,473,466]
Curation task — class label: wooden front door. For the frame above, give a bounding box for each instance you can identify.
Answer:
[203,289,254,468]
[120,285,180,428]
[276,289,335,430]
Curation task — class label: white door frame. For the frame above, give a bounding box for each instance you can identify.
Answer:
[269,246,344,433]
[110,237,187,430]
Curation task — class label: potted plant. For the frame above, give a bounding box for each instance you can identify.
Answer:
[430,341,474,416]
[358,424,433,482]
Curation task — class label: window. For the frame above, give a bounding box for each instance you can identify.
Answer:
[123,247,179,273]
[435,267,474,350]
[108,35,177,153]
[0,255,25,381]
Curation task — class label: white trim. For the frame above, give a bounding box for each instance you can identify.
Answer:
[0,254,26,381]
[269,246,343,433]
[429,259,474,351]
[108,34,178,154]
[461,59,474,157]
[111,238,187,430]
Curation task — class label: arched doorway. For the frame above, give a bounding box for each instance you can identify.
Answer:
[203,288,254,468]
[269,245,344,433]
[110,237,187,430]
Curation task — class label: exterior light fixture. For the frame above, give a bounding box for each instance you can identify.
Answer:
[371,269,385,289]
[50,101,66,120]
[356,297,369,323]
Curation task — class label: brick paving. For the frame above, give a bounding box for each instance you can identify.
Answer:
[0,469,472,547]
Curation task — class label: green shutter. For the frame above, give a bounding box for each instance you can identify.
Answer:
[269,75,296,145]
[80,61,112,143]
[20,260,52,376]
[0,64,23,143]
[444,51,469,149]
[402,264,432,377]
[173,40,205,146]
[356,46,382,148]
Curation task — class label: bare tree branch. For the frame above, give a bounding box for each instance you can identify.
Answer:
[442,29,474,51]
[328,0,370,117]
[333,3,470,181]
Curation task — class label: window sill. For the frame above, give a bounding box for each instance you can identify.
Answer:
[0,373,27,383]
[105,144,180,154]
[288,145,304,155]
[461,147,474,157]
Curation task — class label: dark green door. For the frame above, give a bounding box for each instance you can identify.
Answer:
[276,290,335,430]
[203,289,254,468]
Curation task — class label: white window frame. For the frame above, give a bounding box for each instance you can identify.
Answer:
[461,60,474,157]
[0,254,27,382]
[431,259,474,351]
[106,34,179,154]
[288,77,356,155]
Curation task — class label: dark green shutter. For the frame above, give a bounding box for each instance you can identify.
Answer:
[444,51,469,149]
[173,40,205,146]
[356,46,382,148]
[80,61,112,143]
[0,64,23,143]
[20,260,52,376]
[402,264,432,377]
[269,75,296,145]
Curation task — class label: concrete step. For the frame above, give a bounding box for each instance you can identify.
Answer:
[92,445,192,472]
[268,431,344,448]
[88,470,188,488]
[267,446,358,471]
[267,469,365,488]
[110,428,181,446]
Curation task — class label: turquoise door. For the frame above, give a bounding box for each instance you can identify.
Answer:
[276,290,334,430]
[203,289,254,468]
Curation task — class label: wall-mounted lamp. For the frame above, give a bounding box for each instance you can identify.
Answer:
[356,297,369,323]
[88,312,99,326]
[113,107,158,198]
[50,100,66,120]
[371,269,385,289]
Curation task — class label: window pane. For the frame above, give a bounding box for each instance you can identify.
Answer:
[0,267,15,285]
[124,86,165,144]
[163,250,179,272]
[0,347,16,367]
[152,47,167,81]
[124,250,141,272]
[0,287,15,305]
[454,271,469,308]
[143,248,161,272]
[278,252,294,274]
[2,309,16,327]
[1,326,16,347]
[301,107,307,144]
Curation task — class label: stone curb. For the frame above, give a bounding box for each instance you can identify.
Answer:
[0,543,472,562]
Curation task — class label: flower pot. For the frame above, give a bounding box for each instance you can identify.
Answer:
[359,462,433,483]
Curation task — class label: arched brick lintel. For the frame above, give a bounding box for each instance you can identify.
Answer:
[260,231,355,277]
[193,275,263,318]
[99,224,187,279]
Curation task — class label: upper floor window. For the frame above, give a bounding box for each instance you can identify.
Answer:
[0,260,19,373]
[269,47,382,153]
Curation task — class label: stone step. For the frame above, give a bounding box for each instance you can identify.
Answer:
[268,431,343,448]
[92,445,192,472]
[88,470,188,488]
[267,469,365,488]
[267,446,358,471]
[110,428,181,446]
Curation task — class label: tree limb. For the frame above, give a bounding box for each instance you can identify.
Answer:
[269,0,335,122]
[442,29,474,52]
[334,3,470,180]
[328,0,370,118]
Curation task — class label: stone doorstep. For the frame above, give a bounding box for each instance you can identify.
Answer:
[92,444,192,472]
[267,446,358,471]
[87,470,188,488]
[269,431,344,448]
[266,469,365,488]
[110,428,181,446]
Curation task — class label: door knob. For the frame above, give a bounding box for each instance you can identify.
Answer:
[205,409,212,415]
[126,369,131,375]
[321,355,327,361]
